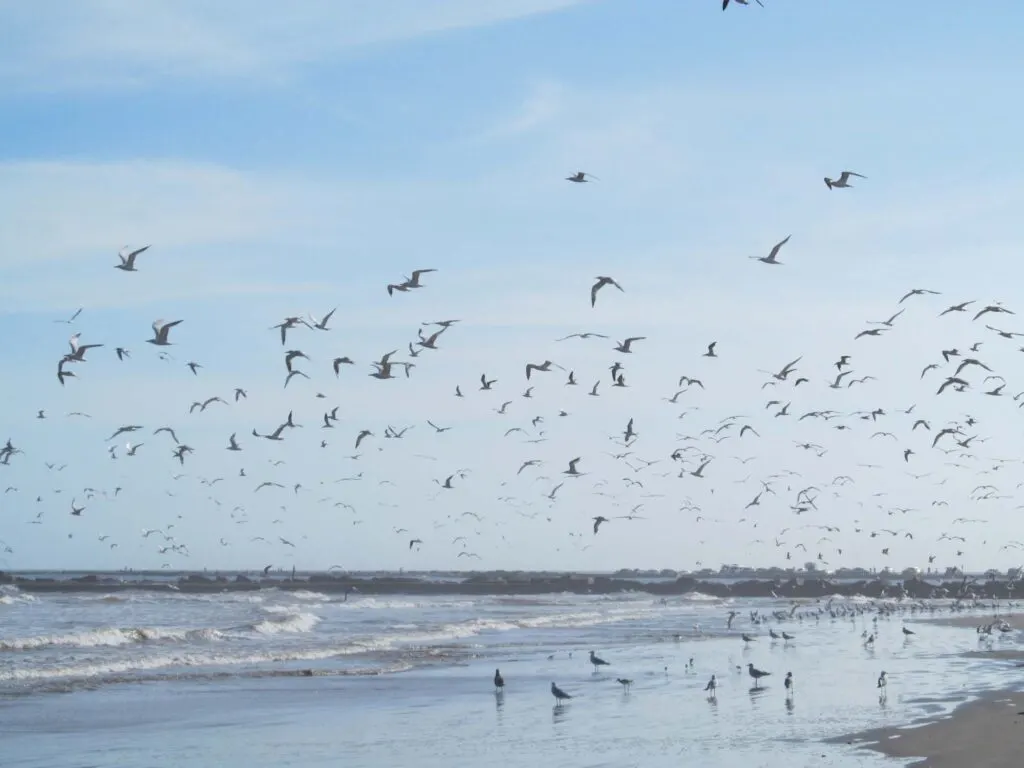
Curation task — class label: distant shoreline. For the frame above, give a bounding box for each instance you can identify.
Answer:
[3,571,1019,599]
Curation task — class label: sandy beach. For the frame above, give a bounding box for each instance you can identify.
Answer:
[843,690,1024,767]
[833,613,1024,767]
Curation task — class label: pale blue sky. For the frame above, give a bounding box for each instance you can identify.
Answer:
[3,1,1024,573]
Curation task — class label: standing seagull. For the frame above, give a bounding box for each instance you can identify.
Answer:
[784,672,794,696]
[591,276,623,307]
[551,682,573,702]
[493,669,504,692]
[824,171,866,190]
[115,245,150,272]
[704,674,717,697]
[751,235,790,265]
[589,650,610,671]
[747,663,770,688]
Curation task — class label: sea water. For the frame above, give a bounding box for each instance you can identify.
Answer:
[1,585,1019,767]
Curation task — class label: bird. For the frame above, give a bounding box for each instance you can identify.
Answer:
[747,663,770,688]
[551,682,572,702]
[616,678,633,691]
[493,669,504,692]
[525,360,562,379]
[751,235,790,265]
[703,342,718,358]
[704,675,717,695]
[566,171,598,183]
[614,337,645,353]
[723,0,763,8]
[589,650,609,670]
[115,245,150,272]
[147,319,183,346]
[591,276,623,307]
[784,672,793,695]
[592,516,609,534]
[824,170,866,189]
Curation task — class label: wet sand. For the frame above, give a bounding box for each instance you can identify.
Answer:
[841,690,1024,767]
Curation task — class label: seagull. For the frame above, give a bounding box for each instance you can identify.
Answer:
[115,245,150,272]
[900,288,941,303]
[751,235,790,265]
[747,663,770,688]
[723,0,763,8]
[308,308,336,331]
[704,675,717,695]
[591,276,623,307]
[614,337,645,353]
[525,360,562,380]
[494,669,504,692]
[551,682,573,702]
[147,319,183,346]
[824,171,866,190]
[616,678,633,691]
[53,308,83,325]
[566,171,598,183]
[703,342,718,358]
[784,672,794,696]
[589,650,609,670]
[593,516,609,534]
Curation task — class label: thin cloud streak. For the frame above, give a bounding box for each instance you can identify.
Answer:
[0,0,594,91]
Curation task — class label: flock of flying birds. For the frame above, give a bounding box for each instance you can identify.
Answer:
[1,14,1022,574]
[5,176,1024,575]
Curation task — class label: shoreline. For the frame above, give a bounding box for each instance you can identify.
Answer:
[2,570,1022,599]
[834,614,1024,767]
[837,689,1024,767]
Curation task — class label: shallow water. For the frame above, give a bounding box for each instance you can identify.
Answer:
[1,586,1020,766]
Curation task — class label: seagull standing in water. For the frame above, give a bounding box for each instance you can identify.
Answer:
[747,663,770,688]
[493,669,504,692]
[704,675,717,697]
[551,682,573,702]
[589,650,610,671]
[784,672,794,697]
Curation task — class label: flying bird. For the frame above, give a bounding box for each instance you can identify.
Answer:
[591,276,623,307]
[750,235,790,265]
[115,245,150,272]
[824,171,866,190]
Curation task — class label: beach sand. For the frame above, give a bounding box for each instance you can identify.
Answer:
[844,690,1024,767]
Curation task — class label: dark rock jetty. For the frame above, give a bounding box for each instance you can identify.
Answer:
[0,571,1014,600]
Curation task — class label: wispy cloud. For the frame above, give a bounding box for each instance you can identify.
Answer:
[0,0,593,91]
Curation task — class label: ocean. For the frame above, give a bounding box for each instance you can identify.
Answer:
[0,583,1018,767]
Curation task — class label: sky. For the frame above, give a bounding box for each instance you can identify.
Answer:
[3,0,1024,574]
